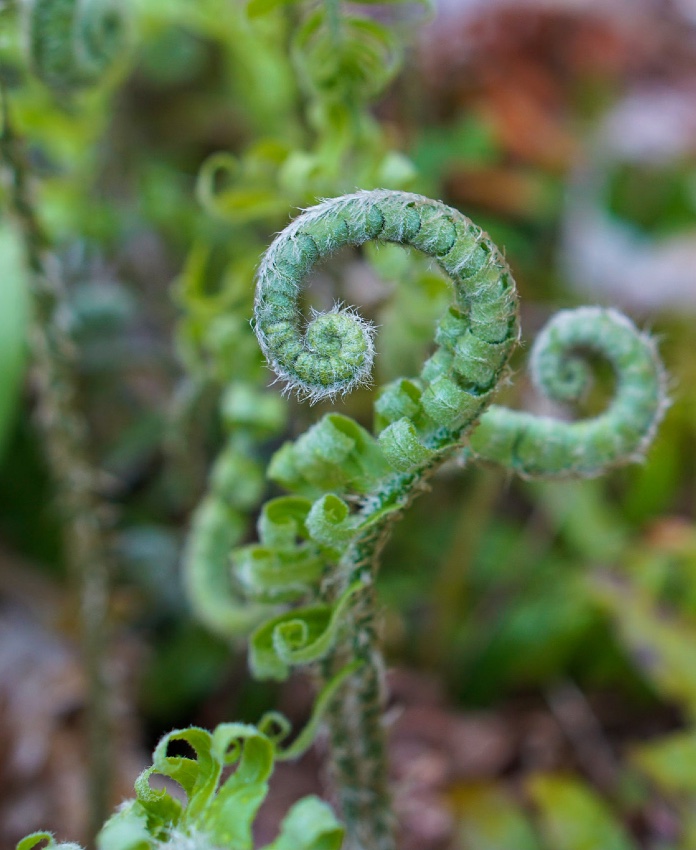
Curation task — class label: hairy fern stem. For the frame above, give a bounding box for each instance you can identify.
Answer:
[319,445,468,850]
[319,524,393,850]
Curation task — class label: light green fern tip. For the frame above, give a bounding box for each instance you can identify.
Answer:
[18,723,344,850]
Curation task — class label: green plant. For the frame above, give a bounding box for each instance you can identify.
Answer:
[18,723,343,850]
[176,0,427,645]
[1,0,131,833]
[5,2,674,848]
[231,188,668,850]
[14,182,667,850]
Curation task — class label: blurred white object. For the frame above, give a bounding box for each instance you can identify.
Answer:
[563,88,696,312]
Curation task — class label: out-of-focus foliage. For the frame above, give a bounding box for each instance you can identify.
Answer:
[0,222,30,461]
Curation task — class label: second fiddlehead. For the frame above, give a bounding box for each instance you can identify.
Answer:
[470,306,668,478]
[240,189,667,850]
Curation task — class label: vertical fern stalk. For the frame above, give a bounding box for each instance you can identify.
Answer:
[319,524,393,850]
[5,1,130,834]
[251,189,667,850]
[0,71,115,846]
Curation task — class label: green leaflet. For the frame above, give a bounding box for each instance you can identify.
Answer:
[0,221,30,462]
[17,835,82,850]
[306,493,356,547]
[233,495,326,601]
[250,581,364,680]
[96,806,150,850]
[131,724,273,842]
[263,797,344,850]
[269,414,392,496]
[91,723,344,850]
[378,417,434,472]
[258,495,313,547]
[233,543,325,603]
[374,377,426,431]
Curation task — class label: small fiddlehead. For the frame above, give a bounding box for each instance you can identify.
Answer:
[470,307,668,478]
[18,722,345,850]
[25,0,128,90]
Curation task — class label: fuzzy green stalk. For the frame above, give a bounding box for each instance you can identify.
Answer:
[318,441,482,850]
[0,85,113,839]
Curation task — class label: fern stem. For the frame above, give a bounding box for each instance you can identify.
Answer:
[319,448,462,850]
[320,523,393,850]
[0,84,113,840]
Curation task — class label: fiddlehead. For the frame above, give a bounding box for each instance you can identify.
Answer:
[254,189,519,408]
[470,307,668,478]
[25,0,128,90]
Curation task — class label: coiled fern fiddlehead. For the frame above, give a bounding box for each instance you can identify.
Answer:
[242,189,667,850]
[25,0,127,90]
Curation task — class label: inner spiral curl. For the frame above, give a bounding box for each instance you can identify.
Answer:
[295,309,376,398]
